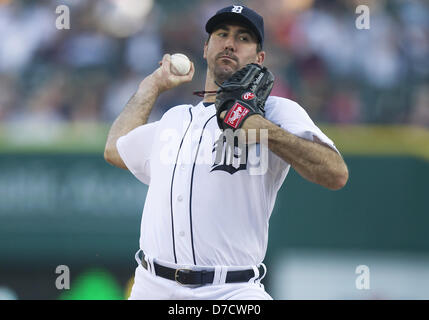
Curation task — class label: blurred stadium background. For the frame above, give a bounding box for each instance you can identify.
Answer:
[0,0,428,299]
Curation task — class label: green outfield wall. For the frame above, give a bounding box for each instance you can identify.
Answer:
[1,154,428,270]
[1,125,428,270]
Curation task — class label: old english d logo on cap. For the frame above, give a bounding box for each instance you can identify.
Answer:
[205,5,265,46]
[231,5,243,13]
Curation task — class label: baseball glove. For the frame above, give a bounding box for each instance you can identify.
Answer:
[215,63,274,130]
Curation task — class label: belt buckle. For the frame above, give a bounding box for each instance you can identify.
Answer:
[174,268,192,285]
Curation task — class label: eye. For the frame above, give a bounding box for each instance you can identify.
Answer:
[239,35,249,41]
[217,32,227,37]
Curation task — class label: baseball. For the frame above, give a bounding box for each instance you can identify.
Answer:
[170,53,191,76]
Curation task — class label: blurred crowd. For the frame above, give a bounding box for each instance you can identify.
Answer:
[0,0,428,128]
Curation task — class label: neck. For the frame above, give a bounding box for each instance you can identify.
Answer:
[202,70,219,103]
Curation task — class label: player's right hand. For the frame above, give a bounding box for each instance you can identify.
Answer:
[144,54,195,94]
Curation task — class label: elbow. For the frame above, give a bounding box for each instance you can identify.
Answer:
[104,142,127,170]
[329,165,349,191]
[104,144,117,166]
[104,147,113,165]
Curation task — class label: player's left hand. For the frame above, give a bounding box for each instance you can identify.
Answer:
[215,63,274,131]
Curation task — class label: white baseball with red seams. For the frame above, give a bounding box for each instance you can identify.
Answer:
[170,53,191,76]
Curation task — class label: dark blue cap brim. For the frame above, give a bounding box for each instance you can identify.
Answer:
[205,12,263,46]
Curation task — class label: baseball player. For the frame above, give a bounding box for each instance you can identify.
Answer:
[104,5,348,300]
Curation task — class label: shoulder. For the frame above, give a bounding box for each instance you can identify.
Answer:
[265,96,305,112]
[118,104,192,142]
[155,104,193,125]
[265,96,313,125]
[161,104,192,119]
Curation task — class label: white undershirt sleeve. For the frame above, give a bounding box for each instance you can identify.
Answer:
[116,121,159,185]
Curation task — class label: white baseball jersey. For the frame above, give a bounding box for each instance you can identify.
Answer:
[117,96,339,268]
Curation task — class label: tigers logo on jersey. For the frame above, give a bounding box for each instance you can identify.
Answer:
[210,132,247,175]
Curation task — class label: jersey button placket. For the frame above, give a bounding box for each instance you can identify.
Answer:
[172,122,195,264]
[174,105,210,265]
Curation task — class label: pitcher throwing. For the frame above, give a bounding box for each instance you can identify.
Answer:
[104,5,348,300]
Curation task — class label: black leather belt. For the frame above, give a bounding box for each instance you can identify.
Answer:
[140,252,264,286]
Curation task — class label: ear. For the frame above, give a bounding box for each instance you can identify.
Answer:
[256,51,265,64]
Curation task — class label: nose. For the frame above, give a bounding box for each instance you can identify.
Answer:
[223,35,235,52]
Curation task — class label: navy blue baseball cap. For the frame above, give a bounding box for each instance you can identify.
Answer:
[205,5,264,47]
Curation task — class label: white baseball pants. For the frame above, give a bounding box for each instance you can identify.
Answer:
[128,252,272,300]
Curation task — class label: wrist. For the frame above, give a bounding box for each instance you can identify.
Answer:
[241,114,265,130]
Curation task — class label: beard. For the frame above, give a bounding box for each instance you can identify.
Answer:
[212,51,241,84]
[213,63,238,84]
